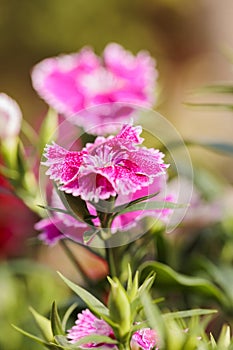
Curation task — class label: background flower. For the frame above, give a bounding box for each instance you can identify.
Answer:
[0,93,22,139]
[32,43,157,134]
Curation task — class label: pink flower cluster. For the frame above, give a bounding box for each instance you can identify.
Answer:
[67,309,158,350]
[32,43,157,134]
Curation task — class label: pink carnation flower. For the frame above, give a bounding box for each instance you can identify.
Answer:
[43,124,168,204]
[67,309,158,350]
[0,93,22,139]
[32,43,157,134]
[67,309,115,347]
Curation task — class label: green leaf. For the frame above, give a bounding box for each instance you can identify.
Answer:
[140,292,165,347]
[29,306,54,342]
[71,334,118,346]
[113,191,159,214]
[184,102,233,111]
[54,335,75,349]
[196,141,233,156]
[139,262,226,304]
[83,229,99,245]
[12,324,57,349]
[61,303,78,331]
[58,272,109,317]
[64,193,92,224]
[38,204,75,217]
[21,119,39,145]
[138,273,156,296]
[39,108,58,154]
[163,308,217,320]
[217,325,231,348]
[114,201,183,215]
[55,334,118,349]
[51,301,65,336]
[196,84,233,94]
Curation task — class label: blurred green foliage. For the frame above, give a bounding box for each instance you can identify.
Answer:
[0,260,69,350]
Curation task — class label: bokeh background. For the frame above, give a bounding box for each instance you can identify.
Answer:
[1,0,233,176]
[0,1,233,349]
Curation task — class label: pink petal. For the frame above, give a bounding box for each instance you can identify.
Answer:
[116,124,143,144]
[132,328,158,350]
[43,142,86,183]
[126,147,168,177]
[67,309,114,347]
[32,49,100,115]
[104,43,157,105]
[61,171,116,202]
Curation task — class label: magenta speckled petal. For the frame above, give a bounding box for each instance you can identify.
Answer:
[132,328,159,350]
[43,142,86,184]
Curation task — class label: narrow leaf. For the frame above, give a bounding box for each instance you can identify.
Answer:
[197,84,233,94]
[72,334,118,346]
[58,272,109,317]
[51,301,65,336]
[12,324,54,349]
[29,306,54,342]
[139,262,226,304]
[114,201,183,215]
[38,204,74,217]
[184,102,233,111]
[83,229,99,245]
[61,303,78,331]
[113,191,159,214]
[140,292,165,347]
[39,108,58,154]
[163,308,217,320]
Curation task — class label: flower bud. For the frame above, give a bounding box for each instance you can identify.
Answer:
[0,93,22,140]
[108,277,131,339]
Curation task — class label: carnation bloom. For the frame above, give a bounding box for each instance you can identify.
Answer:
[67,309,158,350]
[43,124,168,204]
[0,93,22,139]
[31,43,157,134]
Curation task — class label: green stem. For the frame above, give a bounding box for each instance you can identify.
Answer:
[105,243,117,277]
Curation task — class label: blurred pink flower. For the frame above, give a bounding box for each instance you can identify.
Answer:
[131,328,159,350]
[31,43,157,134]
[34,189,87,245]
[0,93,22,139]
[43,124,168,203]
[67,309,158,350]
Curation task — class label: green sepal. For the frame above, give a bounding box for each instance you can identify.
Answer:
[51,301,65,336]
[107,276,131,339]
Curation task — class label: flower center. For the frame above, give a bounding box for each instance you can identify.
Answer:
[80,67,124,95]
[85,144,127,168]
